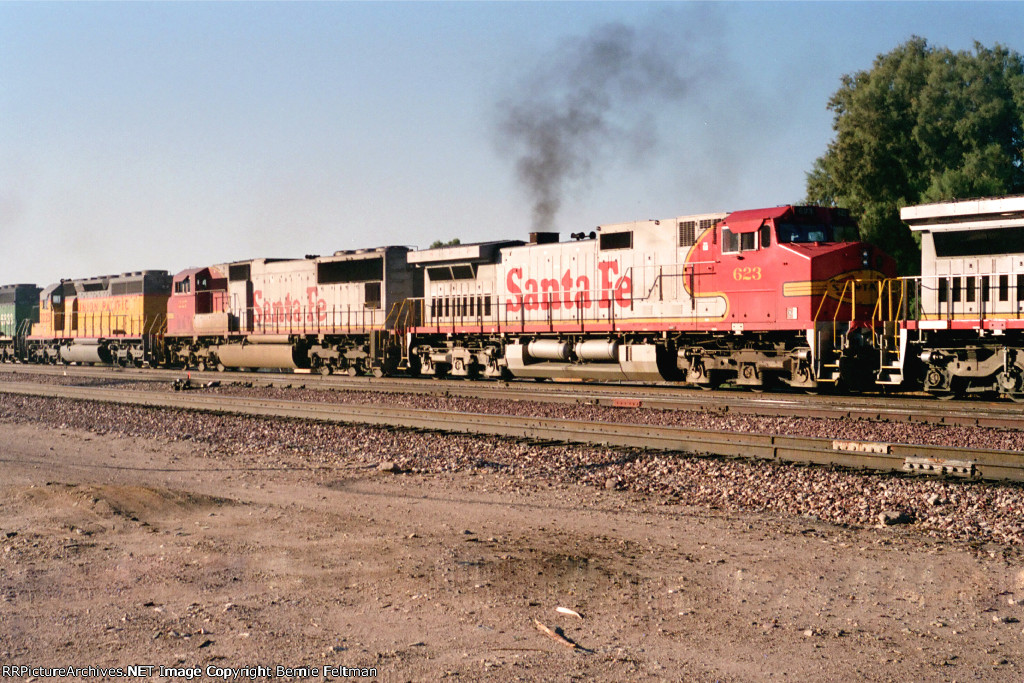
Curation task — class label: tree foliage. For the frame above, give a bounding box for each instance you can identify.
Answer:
[429,238,462,249]
[806,37,1024,271]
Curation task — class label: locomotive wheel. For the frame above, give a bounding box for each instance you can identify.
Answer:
[934,377,968,400]
[347,366,358,377]
[406,354,422,378]
[318,364,332,376]
[371,367,384,378]
[696,371,724,391]
[196,361,207,372]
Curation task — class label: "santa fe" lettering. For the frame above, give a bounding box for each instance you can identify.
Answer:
[253,286,327,325]
[505,261,631,313]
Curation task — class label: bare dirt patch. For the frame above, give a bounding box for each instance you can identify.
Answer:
[0,419,1022,681]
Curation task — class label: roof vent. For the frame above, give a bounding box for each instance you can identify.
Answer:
[529,231,559,245]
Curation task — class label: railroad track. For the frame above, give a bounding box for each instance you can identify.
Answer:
[1,379,1022,483]
[3,363,1024,430]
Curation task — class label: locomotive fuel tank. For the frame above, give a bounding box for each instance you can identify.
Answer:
[211,338,308,370]
[59,338,112,365]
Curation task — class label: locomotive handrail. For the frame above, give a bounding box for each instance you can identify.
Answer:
[872,278,910,325]
[145,313,166,337]
[15,317,34,340]
[813,277,884,346]
[812,280,836,329]
[833,279,855,344]
[237,304,392,336]
[883,273,1001,327]
[14,317,34,357]
[386,298,423,333]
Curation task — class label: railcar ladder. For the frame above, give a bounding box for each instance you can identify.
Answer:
[385,299,424,370]
[873,278,912,386]
[812,278,863,383]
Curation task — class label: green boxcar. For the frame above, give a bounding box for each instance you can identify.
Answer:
[0,283,42,360]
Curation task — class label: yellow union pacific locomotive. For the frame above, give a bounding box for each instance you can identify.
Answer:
[28,271,171,366]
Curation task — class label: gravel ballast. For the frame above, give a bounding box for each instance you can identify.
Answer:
[5,371,1024,451]
[0,391,1021,550]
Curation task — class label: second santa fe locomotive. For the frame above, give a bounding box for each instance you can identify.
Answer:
[408,204,895,389]
[164,246,418,376]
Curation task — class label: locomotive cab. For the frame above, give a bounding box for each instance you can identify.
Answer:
[167,267,229,337]
[711,207,890,328]
[679,205,895,389]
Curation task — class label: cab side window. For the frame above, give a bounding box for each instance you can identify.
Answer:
[722,228,739,253]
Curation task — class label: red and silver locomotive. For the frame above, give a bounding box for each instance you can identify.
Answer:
[408,205,895,390]
[164,247,418,376]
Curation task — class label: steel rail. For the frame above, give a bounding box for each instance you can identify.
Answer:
[2,364,1023,430]
[1,380,1021,483]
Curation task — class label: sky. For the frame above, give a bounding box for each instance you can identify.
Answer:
[1,1,1023,286]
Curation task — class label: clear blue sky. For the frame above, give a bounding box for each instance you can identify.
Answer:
[1,1,1022,286]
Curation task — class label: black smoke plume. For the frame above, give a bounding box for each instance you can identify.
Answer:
[498,22,692,232]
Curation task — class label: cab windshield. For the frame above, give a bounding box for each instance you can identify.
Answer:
[776,222,860,243]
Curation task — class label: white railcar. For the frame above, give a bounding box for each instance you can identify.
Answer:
[880,195,1024,397]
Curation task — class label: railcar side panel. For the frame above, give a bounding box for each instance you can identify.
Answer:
[883,195,1024,397]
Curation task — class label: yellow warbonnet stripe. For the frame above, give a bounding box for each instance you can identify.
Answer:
[784,270,885,300]
[783,281,828,296]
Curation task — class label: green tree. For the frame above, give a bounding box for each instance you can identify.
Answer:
[807,37,1024,272]
[429,238,462,249]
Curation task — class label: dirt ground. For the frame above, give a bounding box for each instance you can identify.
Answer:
[0,420,1022,682]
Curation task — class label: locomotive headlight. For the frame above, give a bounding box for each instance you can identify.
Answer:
[861,248,870,268]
